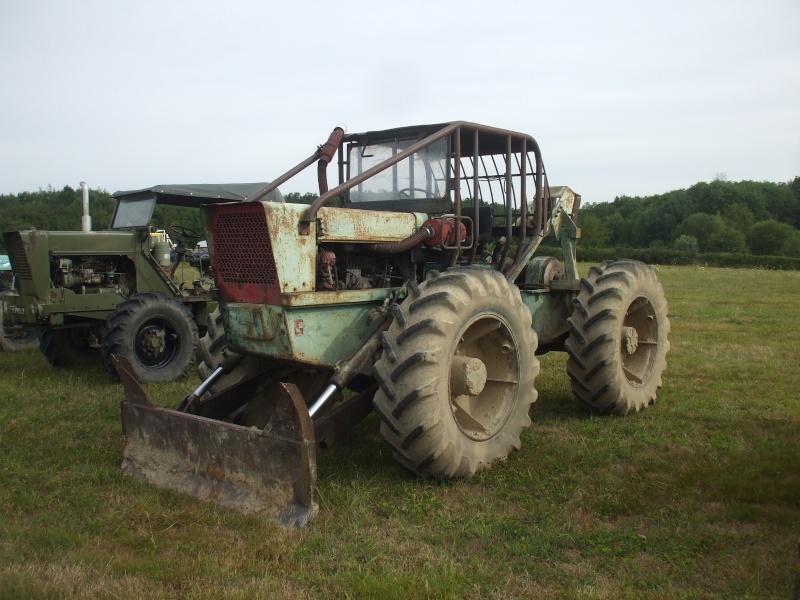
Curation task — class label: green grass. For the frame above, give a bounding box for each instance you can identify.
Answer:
[1,265,799,598]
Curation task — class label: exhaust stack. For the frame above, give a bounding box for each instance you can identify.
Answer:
[80,181,91,232]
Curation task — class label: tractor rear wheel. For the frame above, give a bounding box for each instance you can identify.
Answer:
[373,268,539,478]
[39,327,102,367]
[565,259,670,415]
[102,292,198,383]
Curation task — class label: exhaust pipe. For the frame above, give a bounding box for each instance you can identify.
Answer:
[80,181,91,232]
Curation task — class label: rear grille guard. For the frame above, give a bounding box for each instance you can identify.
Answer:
[7,234,32,279]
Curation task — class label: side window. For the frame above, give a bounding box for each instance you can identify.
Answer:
[111,197,156,229]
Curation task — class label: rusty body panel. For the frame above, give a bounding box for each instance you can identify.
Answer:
[317,207,425,242]
[222,298,388,370]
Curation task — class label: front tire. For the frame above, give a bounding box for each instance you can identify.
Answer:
[39,327,102,367]
[565,260,670,415]
[102,292,199,383]
[373,268,539,478]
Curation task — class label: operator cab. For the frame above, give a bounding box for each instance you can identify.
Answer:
[344,131,451,214]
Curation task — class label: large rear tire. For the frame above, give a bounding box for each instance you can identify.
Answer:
[565,260,670,415]
[373,268,539,478]
[39,327,102,367]
[102,292,199,383]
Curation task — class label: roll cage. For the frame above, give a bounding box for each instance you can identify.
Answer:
[244,121,567,275]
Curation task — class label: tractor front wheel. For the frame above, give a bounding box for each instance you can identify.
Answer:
[565,259,670,415]
[373,268,539,478]
[40,326,102,367]
[102,292,198,383]
[0,291,38,352]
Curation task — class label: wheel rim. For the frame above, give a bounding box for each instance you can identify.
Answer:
[621,295,659,386]
[449,314,520,441]
[134,317,180,368]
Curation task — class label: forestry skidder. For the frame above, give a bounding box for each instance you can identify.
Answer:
[116,122,670,527]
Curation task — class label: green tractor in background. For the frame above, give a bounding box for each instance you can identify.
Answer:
[1,253,39,351]
[2,184,282,382]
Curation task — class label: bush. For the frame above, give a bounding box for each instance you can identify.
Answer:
[575,246,800,270]
[674,235,699,253]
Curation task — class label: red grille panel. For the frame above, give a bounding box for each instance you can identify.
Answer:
[211,203,280,304]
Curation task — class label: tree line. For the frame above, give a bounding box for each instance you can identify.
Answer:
[577,177,800,257]
[2,181,799,258]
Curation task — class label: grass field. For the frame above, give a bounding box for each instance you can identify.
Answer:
[1,265,798,599]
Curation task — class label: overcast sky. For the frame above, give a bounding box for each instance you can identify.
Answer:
[1,0,798,204]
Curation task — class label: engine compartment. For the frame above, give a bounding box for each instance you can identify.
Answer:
[51,255,134,295]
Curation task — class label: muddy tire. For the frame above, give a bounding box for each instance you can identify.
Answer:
[0,291,38,352]
[197,307,266,394]
[39,327,102,367]
[565,260,670,415]
[373,267,539,478]
[102,292,198,383]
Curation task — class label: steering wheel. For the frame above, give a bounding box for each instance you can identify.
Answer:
[398,187,433,199]
[169,224,202,239]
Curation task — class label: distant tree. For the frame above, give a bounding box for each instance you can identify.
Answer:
[673,234,699,253]
[721,203,754,235]
[770,180,800,227]
[707,217,747,253]
[632,205,677,247]
[783,231,800,258]
[790,176,800,200]
[675,213,716,252]
[603,213,636,248]
[284,192,319,205]
[577,213,610,247]
[747,220,796,256]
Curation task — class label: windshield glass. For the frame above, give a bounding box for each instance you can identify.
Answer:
[111,197,156,229]
[348,138,448,202]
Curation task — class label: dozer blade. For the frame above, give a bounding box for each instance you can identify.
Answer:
[114,356,318,528]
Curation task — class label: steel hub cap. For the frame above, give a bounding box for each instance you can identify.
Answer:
[140,326,166,358]
[449,315,520,441]
[450,355,488,396]
[622,326,639,354]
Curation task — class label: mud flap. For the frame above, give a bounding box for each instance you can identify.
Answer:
[114,356,318,528]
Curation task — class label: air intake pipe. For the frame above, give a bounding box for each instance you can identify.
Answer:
[317,125,346,196]
[363,224,435,254]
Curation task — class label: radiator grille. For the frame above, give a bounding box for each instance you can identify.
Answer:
[7,234,31,279]
[212,203,280,304]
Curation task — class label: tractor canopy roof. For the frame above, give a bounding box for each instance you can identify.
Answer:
[112,183,284,207]
[109,183,284,229]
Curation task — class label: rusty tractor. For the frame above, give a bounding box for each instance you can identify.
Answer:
[116,121,670,526]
